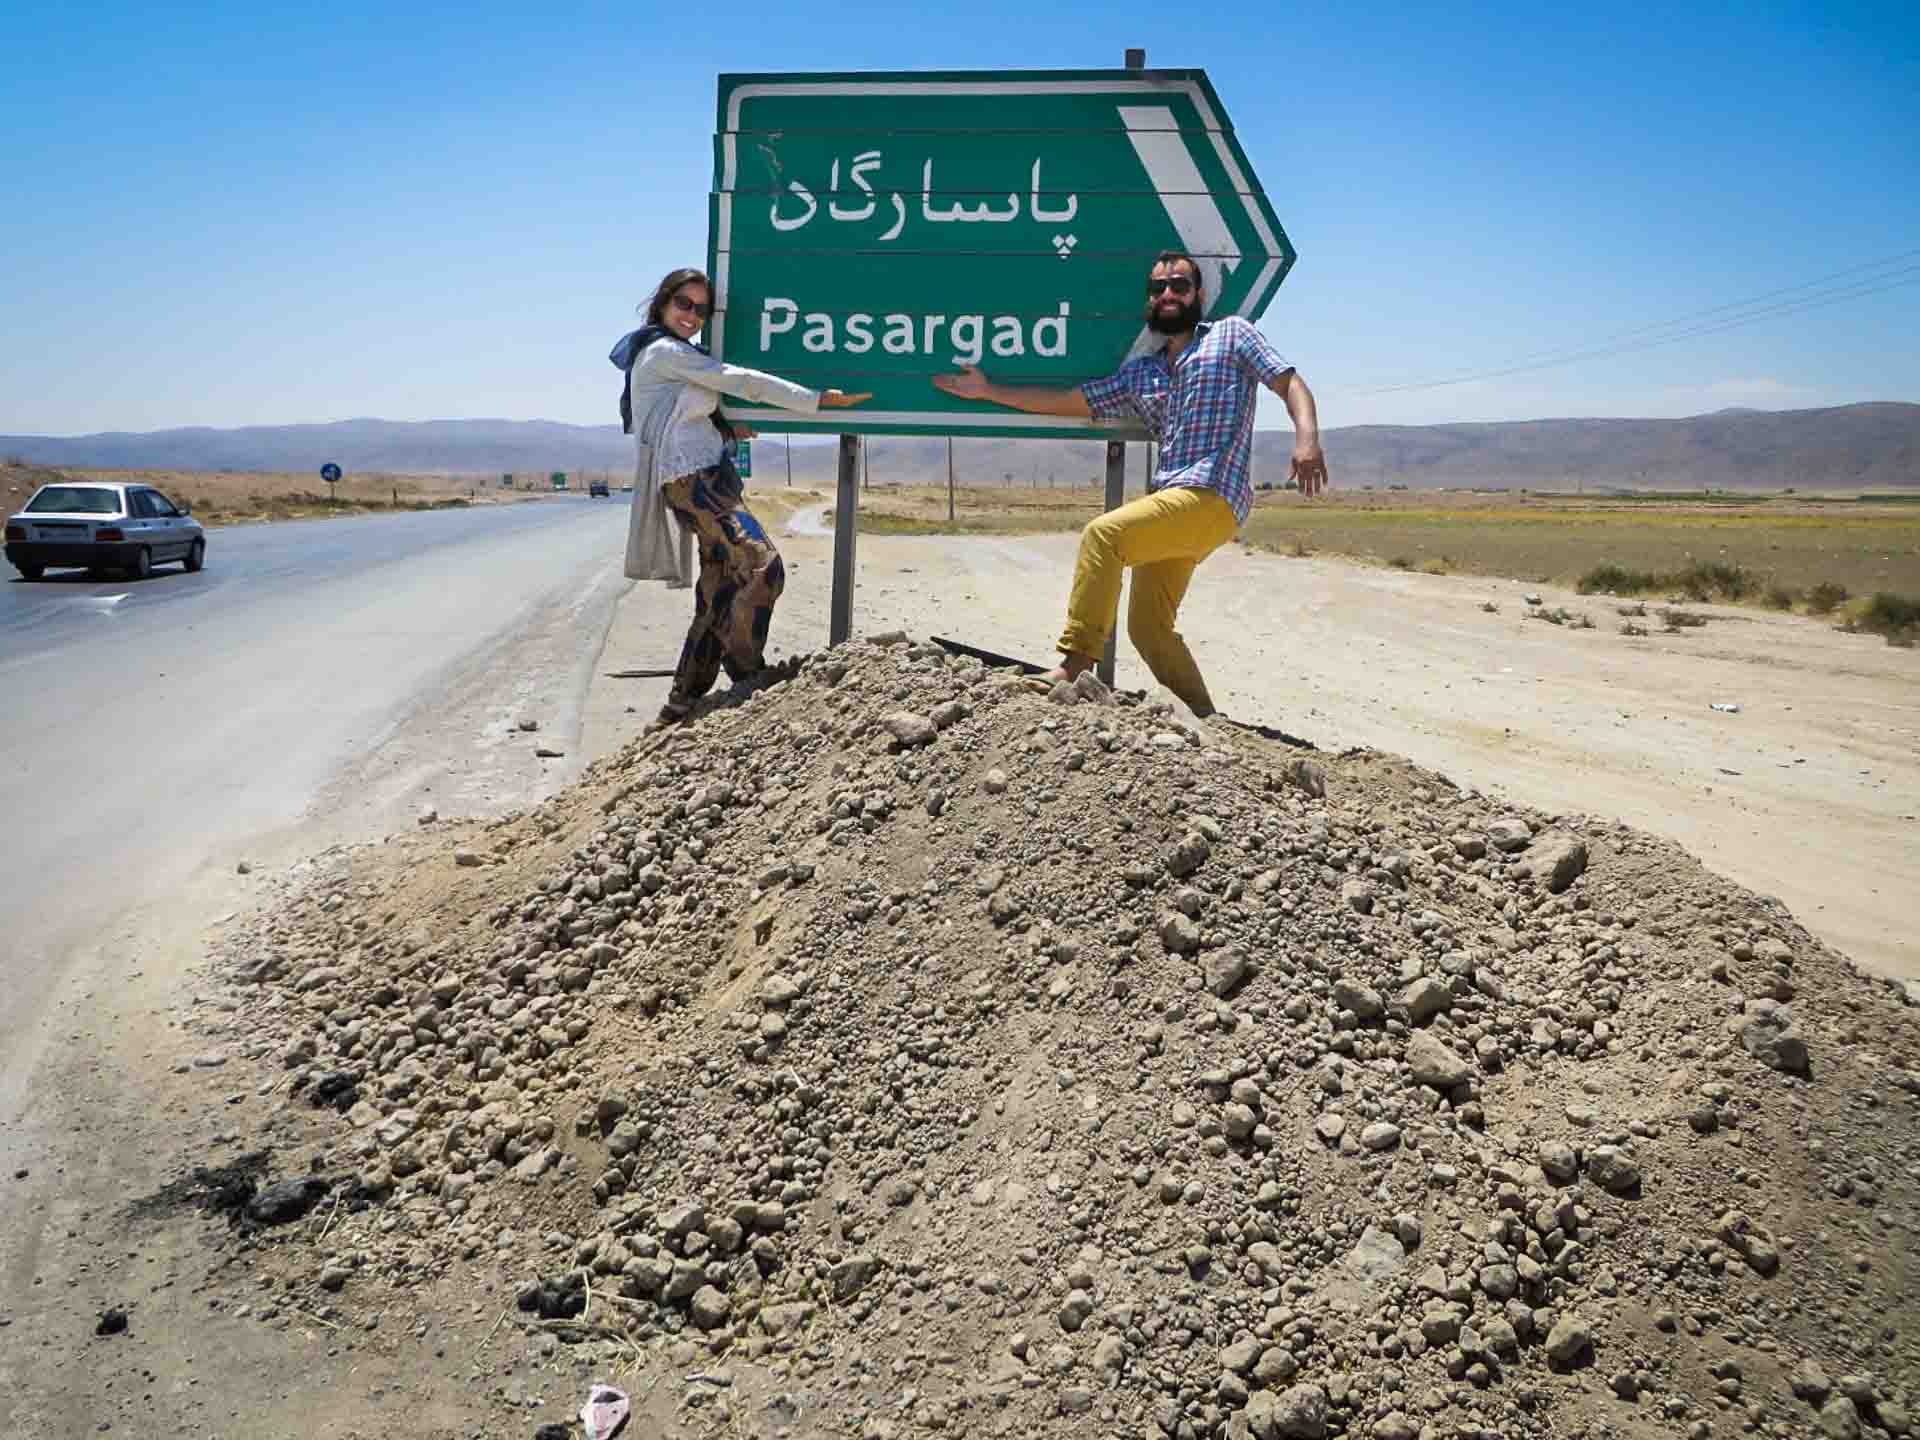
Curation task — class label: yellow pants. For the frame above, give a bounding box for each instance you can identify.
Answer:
[1058,486,1238,715]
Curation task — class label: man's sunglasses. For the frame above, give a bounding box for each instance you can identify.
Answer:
[1147,276,1196,298]
[671,293,713,319]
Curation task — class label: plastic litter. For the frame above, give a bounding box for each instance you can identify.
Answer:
[579,1384,630,1440]
[1710,702,1742,714]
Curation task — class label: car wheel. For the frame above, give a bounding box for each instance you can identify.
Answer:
[16,563,44,581]
[184,539,205,573]
[128,547,153,580]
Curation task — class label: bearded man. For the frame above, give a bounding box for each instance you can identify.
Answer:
[933,249,1328,717]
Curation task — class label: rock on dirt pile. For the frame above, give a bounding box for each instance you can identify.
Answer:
[207,634,1920,1439]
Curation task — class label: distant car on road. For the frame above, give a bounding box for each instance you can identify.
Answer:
[588,479,611,498]
[4,481,206,581]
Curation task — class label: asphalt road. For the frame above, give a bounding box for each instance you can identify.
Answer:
[0,497,630,1164]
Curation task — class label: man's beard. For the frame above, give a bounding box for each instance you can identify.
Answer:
[1147,295,1202,334]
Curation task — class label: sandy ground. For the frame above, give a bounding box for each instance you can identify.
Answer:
[592,498,1919,980]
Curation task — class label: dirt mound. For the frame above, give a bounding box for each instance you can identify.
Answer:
[205,634,1920,1438]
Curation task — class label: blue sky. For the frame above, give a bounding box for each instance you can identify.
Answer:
[2,0,1914,435]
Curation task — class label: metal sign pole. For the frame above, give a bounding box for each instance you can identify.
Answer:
[1098,43,1136,701]
[1098,438,1126,687]
[947,437,955,523]
[830,434,860,646]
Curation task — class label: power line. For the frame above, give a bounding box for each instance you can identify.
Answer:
[1344,246,1920,397]
[1441,245,1920,373]
[1358,265,1920,396]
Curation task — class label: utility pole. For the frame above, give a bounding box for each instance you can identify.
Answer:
[947,436,955,523]
[785,434,792,487]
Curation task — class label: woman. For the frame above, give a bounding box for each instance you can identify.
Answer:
[615,267,867,725]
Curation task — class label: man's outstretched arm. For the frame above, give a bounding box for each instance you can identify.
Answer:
[1271,369,1328,497]
[932,364,1092,418]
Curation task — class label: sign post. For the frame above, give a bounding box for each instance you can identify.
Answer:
[708,65,1293,650]
[551,472,567,492]
[320,462,342,505]
[830,436,860,645]
[1098,439,1127,686]
[736,439,753,478]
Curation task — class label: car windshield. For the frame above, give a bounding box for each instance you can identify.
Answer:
[25,487,121,514]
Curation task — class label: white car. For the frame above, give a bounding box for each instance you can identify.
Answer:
[4,480,206,581]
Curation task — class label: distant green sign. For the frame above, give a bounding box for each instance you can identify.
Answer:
[551,472,567,491]
[736,439,753,478]
[709,69,1295,440]
[501,473,513,487]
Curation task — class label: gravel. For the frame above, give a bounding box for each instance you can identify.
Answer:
[188,633,1920,1440]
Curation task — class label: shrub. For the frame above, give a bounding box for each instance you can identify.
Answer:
[1861,591,1920,645]
[1617,601,1648,617]
[1659,608,1709,630]
[1806,581,1849,614]
[1763,584,1800,610]
[1621,621,1649,637]
[1578,563,1661,595]
[1388,555,1413,570]
[1673,559,1756,601]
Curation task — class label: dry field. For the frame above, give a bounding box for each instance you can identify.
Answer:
[845,483,1920,632]
[0,463,542,524]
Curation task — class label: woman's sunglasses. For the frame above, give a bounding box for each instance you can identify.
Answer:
[1147,276,1196,298]
[671,293,713,319]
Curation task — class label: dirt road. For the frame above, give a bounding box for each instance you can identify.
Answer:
[596,504,1918,980]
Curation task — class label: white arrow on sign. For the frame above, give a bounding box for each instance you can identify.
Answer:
[1120,106,1240,291]
[1118,104,1240,357]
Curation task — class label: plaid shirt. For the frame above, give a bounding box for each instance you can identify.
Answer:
[1080,317,1291,525]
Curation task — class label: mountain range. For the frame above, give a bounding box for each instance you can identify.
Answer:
[3,401,1913,491]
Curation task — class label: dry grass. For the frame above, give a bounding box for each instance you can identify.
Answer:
[1238,494,1920,599]
[843,483,1920,610]
[1,464,572,525]
[19,463,1913,636]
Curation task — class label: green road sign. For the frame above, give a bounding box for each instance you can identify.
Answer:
[551,472,567,490]
[501,473,513,487]
[709,68,1295,440]
[736,439,753,478]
